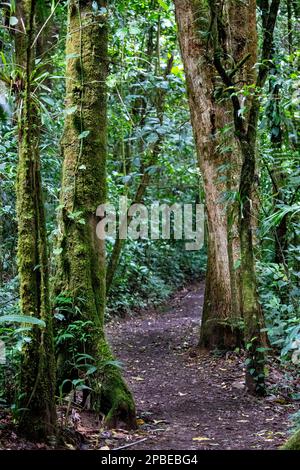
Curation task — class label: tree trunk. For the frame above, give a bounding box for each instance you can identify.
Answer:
[204,0,280,394]
[54,0,136,428]
[239,139,266,394]
[174,0,241,349]
[229,0,267,393]
[15,0,57,439]
[281,429,300,450]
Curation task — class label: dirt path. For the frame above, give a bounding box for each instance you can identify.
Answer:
[0,283,297,450]
[107,283,296,450]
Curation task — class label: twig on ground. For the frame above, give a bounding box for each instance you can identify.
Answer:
[113,438,149,450]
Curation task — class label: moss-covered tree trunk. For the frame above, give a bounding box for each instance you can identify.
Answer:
[233,0,279,394]
[55,0,136,428]
[281,429,300,450]
[226,0,266,393]
[15,0,57,439]
[205,0,280,393]
[238,138,266,394]
[175,0,277,393]
[174,0,241,350]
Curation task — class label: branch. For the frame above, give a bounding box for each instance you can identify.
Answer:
[257,0,281,88]
[263,159,279,194]
[213,52,246,137]
[209,0,246,138]
[228,53,251,79]
[113,438,148,451]
[247,0,280,141]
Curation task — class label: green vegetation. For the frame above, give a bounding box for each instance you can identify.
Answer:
[0,0,299,450]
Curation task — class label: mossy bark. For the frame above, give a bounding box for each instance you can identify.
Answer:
[233,0,279,395]
[15,0,57,439]
[206,0,280,394]
[239,141,266,395]
[55,0,136,428]
[281,430,300,450]
[175,1,271,387]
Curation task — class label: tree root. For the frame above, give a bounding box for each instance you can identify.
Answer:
[101,371,137,430]
[281,429,300,450]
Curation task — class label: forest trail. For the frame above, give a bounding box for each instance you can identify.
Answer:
[106,283,294,450]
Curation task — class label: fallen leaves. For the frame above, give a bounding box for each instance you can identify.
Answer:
[192,436,211,441]
[232,380,245,390]
[132,376,144,382]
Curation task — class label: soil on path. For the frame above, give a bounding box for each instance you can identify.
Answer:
[106,282,296,450]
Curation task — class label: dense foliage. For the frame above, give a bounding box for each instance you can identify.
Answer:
[0,0,299,446]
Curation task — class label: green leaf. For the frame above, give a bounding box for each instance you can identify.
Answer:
[76,353,95,361]
[157,0,168,10]
[0,315,46,327]
[122,175,132,184]
[41,95,55,106]
[234,259,241,270]
[130,26,140,35]
[54,313,65,321]
[256,347,270,352]
[102,359,123,369]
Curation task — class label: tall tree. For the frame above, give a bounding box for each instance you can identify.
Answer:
[174,0,241,350]
[15,0,57,438]
[54,0,136,428]
[281,429,300,449]
[175,0,280,393]
[206,0,280,393]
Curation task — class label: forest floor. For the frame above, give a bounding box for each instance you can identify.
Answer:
[0,282,299,450]
[102,282,298,450]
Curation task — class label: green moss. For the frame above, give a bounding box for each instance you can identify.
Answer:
[54,0,136,428]
[15,0,56,439]
[96,337,136,429]
[281,430,300,450]
[103,375,137,429]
